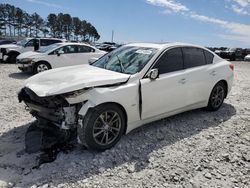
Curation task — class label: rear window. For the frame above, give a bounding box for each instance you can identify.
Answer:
[182,47,206,69]
[41,39,62,46]
[204,50,214,64]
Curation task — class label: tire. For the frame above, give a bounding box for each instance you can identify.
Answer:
[78,104,126,150]
[206,82,226,111]
[33,62,51,74]
[7,52,19,64]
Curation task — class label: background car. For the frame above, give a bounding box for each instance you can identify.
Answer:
[219,48,243,61]
[244,54,250,61]
[17,42,106,73]
[0,38,65,63]
[18,43,234,150]
[0,39,16,45]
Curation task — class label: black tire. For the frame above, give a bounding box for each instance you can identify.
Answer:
[7,52,19,64]
[206,82,226,111]
[33,61,51,74]
[78,104,126,150]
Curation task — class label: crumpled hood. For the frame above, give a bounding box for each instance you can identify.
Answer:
[17,51,44,60]
[25,64,130,97]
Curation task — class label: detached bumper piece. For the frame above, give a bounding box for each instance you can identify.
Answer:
[25,120,76,165]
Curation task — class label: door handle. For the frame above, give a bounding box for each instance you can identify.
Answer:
[210,71,217,76]
[179,78,186,84]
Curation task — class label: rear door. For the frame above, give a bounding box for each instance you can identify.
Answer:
[141,47,188,119]
[182,47,215,105]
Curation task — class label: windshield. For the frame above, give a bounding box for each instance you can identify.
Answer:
[37,43,63,53]
[92,46,158,74]
[16,39,29,47]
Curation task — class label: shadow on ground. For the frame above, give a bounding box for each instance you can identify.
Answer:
[0,103,236,186]
[9,72,33,80]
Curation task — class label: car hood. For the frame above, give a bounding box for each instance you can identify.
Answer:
[17,51,44,59]
[0,44,20,49]
[24,65,130,97]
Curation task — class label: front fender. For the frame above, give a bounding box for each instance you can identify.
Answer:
[78,100,96,117]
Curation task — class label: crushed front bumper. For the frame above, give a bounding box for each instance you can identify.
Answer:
[17,59,33,72]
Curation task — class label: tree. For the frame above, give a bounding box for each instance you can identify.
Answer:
[72,17,81,41]
[15,8,24,37]
[0,3,101,41]
[62,14,72,40]
[31,13,43,37]
[47,13,57,37]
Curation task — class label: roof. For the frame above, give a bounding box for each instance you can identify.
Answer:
[125,42,207,50]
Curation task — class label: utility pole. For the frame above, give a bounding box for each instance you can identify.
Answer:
[111,30,114,43]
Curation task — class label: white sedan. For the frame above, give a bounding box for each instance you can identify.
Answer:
[18,43,234,150]
[17,43,106,74]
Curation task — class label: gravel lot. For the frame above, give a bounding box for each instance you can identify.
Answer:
[0,62,250,188]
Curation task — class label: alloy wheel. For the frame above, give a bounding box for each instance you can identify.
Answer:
[211,85,225,109]
[37,64,49,73]
[92,111,122,146]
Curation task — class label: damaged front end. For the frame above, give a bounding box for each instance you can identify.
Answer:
[18,87,83,154]
[18,87,83,130]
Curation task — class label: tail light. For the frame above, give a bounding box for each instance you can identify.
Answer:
[229,64,234,71]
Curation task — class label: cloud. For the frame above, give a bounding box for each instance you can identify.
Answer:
[26,0,63,9]
[146,0,250,44]
[232,0,250,7]
[227,0,250,15]
[146,0,189,13]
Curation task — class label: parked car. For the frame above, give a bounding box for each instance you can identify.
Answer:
[219,48,243,61]
[242,49,250,59]
[0,38,65,63]
[17,43,106,74]
[18,43,234,150]
[0,39,16,45]
[244,54,250,61]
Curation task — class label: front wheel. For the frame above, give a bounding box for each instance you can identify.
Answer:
[78,104,126,150]
[33,62,51,74]
[206,82,226,111]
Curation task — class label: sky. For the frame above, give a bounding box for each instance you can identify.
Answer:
[2,0,250,47]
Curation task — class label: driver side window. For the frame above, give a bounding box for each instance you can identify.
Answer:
[25,39,39,47]
[153,48,184,75]
[53,45,78,55]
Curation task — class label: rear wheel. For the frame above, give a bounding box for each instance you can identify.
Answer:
[207,82,226,111]
[33,62,51,74]
[78,104,126,150]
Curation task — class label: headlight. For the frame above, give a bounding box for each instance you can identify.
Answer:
[20,58,34,63]
[63,88,89,98]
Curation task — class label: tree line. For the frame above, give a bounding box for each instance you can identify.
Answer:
[0,3,100,42]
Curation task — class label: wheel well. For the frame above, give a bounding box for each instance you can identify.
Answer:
[218,80,228,98]
[96,102,128,134]
[8,51,20,57]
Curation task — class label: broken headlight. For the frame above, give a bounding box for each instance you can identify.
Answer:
[20,58,34,63]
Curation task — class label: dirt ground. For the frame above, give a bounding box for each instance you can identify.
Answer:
[0,62,249,188]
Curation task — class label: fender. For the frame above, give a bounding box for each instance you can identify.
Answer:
[78,100,96,117]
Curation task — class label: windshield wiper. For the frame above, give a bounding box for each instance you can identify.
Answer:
[116,55,125,73]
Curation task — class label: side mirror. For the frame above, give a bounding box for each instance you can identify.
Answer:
[148,69,159,80]
[57,51,64,56]
[88,57,99,64]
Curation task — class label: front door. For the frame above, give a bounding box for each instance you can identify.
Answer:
[141,47,188,120]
